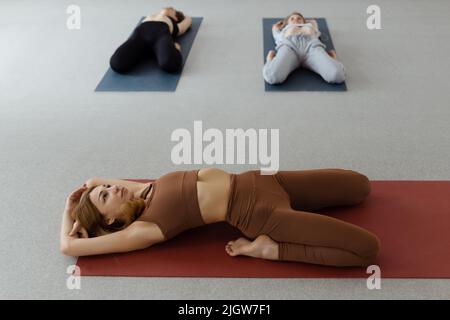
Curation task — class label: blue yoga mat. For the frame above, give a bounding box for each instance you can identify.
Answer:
[95,17,203,92]
[263,18,347,92]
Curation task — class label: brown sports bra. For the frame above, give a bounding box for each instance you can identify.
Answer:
[136,170,206,240]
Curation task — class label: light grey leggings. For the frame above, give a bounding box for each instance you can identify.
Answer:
[263,37,346,85]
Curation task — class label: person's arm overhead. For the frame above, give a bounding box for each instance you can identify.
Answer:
[272,20,284,43]
[177,16,192,36]
[60,186,161,256]
[61,220,161,256]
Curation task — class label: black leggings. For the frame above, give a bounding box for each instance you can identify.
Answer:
[110,21,182,74]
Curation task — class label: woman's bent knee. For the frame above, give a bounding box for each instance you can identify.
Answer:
[263,67,284,85]
[159,56,182,73]
[355,172,371,199]
[323,65,346,83]
[110,55,129,74]
[343,169,371,204]
[359,234,381,266]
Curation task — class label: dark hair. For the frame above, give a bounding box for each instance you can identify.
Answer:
[175,10,185,23]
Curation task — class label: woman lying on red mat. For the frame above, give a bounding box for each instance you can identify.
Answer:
[60,167,380,267]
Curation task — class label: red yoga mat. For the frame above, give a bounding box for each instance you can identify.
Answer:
[76,180,450,278]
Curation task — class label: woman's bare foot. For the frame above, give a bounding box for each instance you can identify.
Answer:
[328,50,337,59]
[225,234,279,260]
[266,50,276,62]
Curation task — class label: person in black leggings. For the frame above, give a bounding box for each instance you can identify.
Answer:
[110,7,192,74]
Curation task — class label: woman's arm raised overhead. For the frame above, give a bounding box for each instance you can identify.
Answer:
[61,220,162,257]
[60,186,162,257]
[272,20,284,42]
[177,15,192,36]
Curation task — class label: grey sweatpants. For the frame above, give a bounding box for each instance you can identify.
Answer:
[263,34,346,85]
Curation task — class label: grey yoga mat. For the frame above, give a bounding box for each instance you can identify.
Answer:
[95,17,203,92]
[263,18,347,92]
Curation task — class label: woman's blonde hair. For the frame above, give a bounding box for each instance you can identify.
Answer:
[73,187,146,237]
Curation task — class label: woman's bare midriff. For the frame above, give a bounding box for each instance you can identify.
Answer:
[143,168,231,225]
[142,14,174,34]
[196,168,231,224]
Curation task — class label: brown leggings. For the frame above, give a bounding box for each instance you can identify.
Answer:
[225,169,381,267]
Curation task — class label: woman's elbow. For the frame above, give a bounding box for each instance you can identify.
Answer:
[60,240,78,256]
[85,177,99,188]
[60,241,72,256]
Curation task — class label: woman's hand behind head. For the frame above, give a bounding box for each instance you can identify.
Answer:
[273,20,284,30]
[161,7,176,19]
[65,186,87,217]
[69,220,89,238]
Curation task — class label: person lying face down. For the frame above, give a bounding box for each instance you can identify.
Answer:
[60,168,380,268]
[263,11,346,85]
[109,6,193,74]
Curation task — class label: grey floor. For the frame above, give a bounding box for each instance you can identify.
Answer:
[1,0,449,299]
